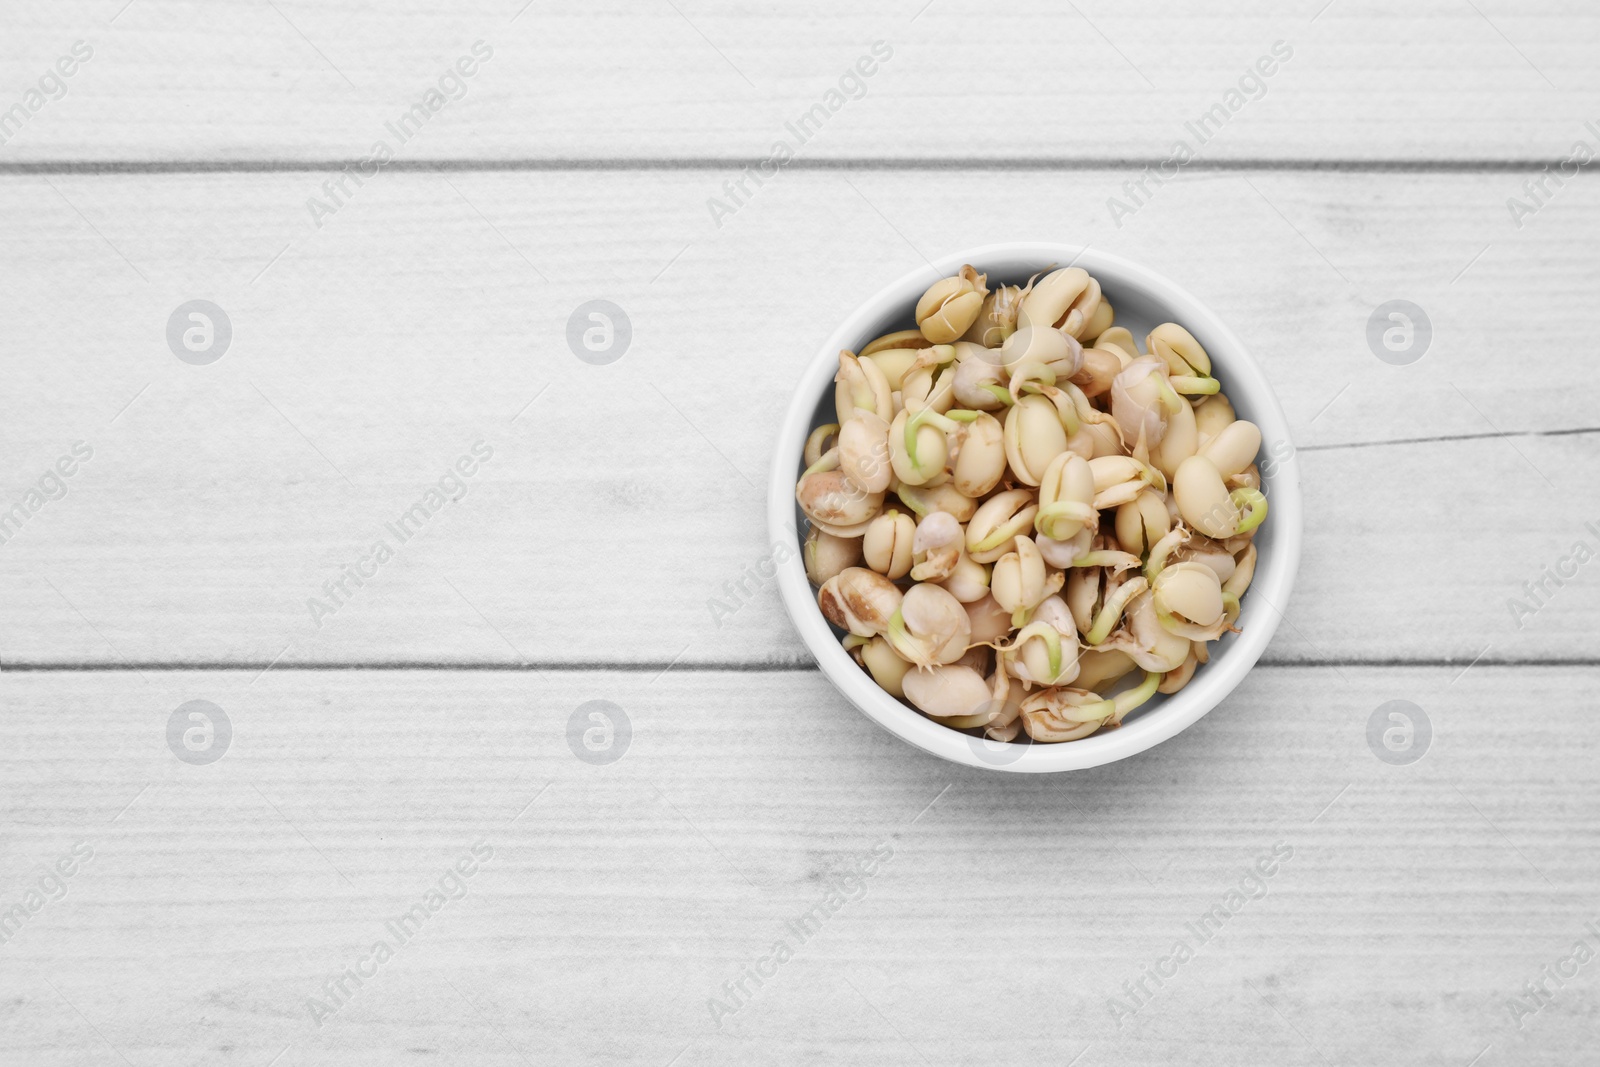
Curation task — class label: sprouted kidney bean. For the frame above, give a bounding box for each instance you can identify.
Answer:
[796,264,1267,744]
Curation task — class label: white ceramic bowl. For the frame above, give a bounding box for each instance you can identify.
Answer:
[769,243,1302,772]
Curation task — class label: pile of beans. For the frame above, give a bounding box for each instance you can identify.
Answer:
[797,264,1266,743]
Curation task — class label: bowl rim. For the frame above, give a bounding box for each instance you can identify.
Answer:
[768,241,1303,772]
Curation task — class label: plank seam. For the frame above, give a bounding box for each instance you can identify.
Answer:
[0,158,1568,175]
[1301,426,1600,453]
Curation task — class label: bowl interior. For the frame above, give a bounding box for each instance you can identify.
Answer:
[774,244,1300,771]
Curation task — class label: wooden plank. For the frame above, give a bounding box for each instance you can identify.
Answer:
[1,169,1595,665]
[0,666,1593,1064]
[1,0,1596,164]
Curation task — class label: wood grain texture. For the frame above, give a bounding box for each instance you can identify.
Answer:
[0,667,1594,1065]
[1,0,1597,164]
[4,3,1597,1066]
[0,170,1594,665]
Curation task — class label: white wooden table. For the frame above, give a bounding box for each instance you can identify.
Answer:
[2,2,1597,1063]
